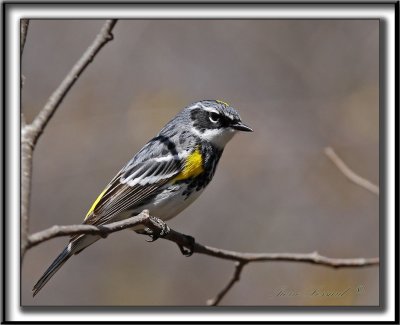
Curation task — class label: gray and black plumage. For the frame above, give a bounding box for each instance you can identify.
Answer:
[32,100,253,297]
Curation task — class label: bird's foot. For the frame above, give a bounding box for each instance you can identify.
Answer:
[177,235,195,257]
[141,216,170,242]
[97,225,109,239]
[135,216,195,256]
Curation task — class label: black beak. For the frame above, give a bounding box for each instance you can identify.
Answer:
[231,121,253,132]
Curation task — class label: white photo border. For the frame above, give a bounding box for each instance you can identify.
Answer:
[4,2,397,323]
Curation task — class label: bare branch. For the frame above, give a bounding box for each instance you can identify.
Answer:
[20,135,34,261]
[26,212,379,304]
[161,228,379,267]
[28,213,380,267]
[20,18,32,260]
[27,210,149,249]
[325,147,379,195]
[28,218,380,267]
[207,261,247,306]
[28,19,117,144]
[20,20,118,260]
[20,19,30,56]
[20,19,29,89]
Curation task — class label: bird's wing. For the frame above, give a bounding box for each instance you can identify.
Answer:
[80,137,187,229]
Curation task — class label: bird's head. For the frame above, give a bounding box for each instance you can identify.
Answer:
[183,100,253,149]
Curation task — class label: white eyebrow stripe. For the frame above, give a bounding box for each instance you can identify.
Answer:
[202,107,219,114]
[196,102,219,114]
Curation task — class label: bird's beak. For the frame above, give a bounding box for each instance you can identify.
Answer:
[231,121,253,132]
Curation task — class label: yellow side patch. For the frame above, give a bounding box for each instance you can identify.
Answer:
[173,148,204,182]
[216,99,230,107]
[85,187,108,219]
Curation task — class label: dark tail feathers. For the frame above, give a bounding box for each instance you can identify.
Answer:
[32,244,73,297]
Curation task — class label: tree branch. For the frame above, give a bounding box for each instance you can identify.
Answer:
[324,147,379,195]
[28,19,117,145]
[20,20,118,260]
[27,211,149,250]
[27,215,380,267]
[20,19,30,89]
[20,18,32,261]
[20,134,34,261]
[158,228,378,268]
[20,19,29,56]
[27,213,379,304]
[207,261,247,306]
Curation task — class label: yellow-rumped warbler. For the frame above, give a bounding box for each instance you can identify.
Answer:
[32,100,252,296]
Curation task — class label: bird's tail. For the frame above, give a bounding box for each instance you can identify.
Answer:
[32,243,73,297]
[32,234,100,297]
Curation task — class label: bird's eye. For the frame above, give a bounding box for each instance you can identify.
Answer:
[209,112,220,123]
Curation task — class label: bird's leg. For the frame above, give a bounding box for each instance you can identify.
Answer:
[177,235,195,257]
[136,216,170,242]
[136,216,195,256]
[96,225,109,239]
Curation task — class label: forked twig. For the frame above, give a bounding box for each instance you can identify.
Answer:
[207,261,247,306]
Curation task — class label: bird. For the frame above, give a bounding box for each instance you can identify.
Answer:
[32,99,253,297]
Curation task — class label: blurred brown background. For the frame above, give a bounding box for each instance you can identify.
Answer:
[21,20,379,306]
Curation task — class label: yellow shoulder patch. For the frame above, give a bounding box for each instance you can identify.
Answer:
[216,99,230,107]
[85,187,108,220]
[173,147,204,182]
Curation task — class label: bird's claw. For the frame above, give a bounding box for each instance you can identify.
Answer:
[97,225,109,239]
[143,217,170,242]
[136,217,194,256]
[177,235,195,257]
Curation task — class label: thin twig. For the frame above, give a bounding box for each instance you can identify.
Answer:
[20,20,118,260]
[207,261,247,306]
[20,18,31,260]
[20,19,30,88]
[27,211,149,249]
[20,19,30,56]
[161,228,379,267]
[29,19,117,145]
[20,135,34,261]
[324,147,379,195]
